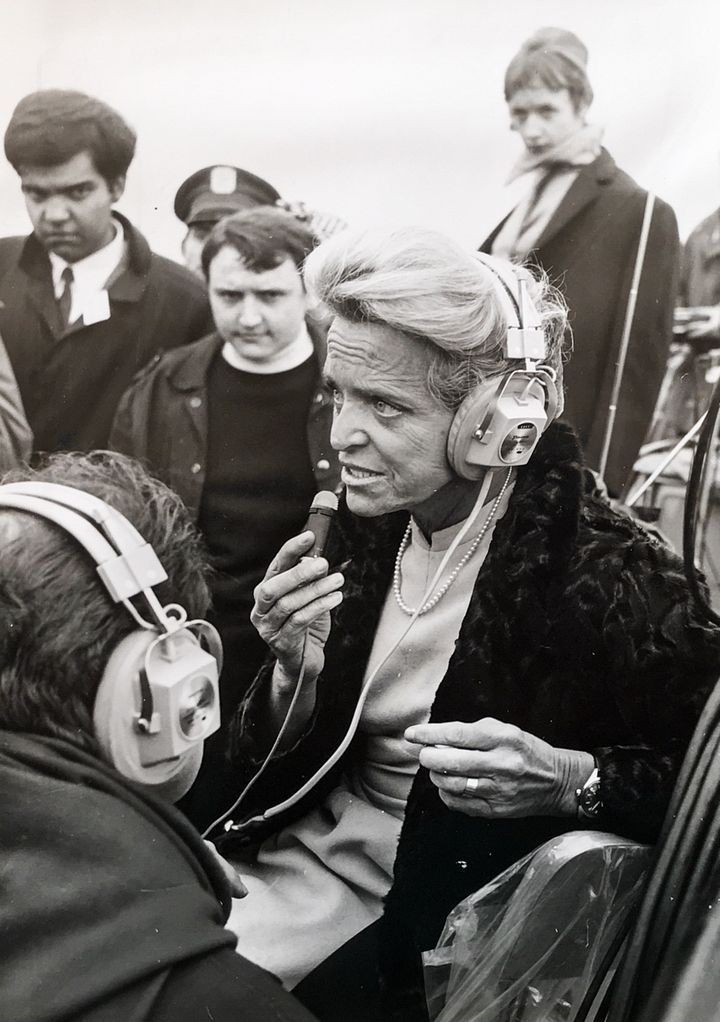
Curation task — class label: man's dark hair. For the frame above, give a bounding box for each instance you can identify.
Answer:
[201,207,316,279]
[4,90,137,182]
[0,452,210,750]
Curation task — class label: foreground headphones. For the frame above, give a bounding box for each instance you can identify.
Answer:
[446,253,559,479]
[0,482,222,801]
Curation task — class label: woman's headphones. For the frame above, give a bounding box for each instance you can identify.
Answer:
[446,253,560,480]
[0,481,222,802]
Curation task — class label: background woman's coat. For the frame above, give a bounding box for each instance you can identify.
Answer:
[482,149,680,496]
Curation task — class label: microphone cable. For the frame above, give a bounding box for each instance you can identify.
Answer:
[203,469,512,838]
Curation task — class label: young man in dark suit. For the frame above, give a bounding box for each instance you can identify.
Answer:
[0,89,212,456]
[481,28,679,495]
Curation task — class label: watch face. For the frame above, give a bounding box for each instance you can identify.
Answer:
[577,769,602,817]
[579,782,602,816]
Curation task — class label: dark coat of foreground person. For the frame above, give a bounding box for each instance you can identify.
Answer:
[223,422,720,1021]
[0,733,318,1022]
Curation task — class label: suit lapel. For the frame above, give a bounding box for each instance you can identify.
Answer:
[23,265,64,339]
[533,151,615,251]
[480,210,512,254]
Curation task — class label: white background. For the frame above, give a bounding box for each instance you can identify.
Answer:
[1,0,718,258]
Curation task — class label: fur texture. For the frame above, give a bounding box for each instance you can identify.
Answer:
[226,421,720,1020]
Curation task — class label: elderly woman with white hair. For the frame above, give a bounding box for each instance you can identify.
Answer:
[216,227,720,1021]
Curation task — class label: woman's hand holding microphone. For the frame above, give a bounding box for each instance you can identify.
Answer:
[249,491,344,739]
[252,531,344,679]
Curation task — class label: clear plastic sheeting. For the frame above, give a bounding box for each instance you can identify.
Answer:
[423,831,651,1022]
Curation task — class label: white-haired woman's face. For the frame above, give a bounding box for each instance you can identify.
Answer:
[324,318,456,518]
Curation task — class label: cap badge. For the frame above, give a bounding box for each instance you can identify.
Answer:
[209,166,239,195]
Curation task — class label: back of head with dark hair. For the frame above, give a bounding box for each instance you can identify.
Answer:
[201,206,317,279]
[0,451,210,750]
[4,89,137,182]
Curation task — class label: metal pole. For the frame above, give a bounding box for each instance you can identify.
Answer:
[597,191,657,482]
[625,413,706,507]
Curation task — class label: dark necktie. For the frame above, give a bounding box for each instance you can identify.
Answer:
[516,168,560,240]
[57,266,74,331]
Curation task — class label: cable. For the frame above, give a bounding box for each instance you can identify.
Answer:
[201,632,310,839]
[607,738,720,1019]
[683,375,720,626]
[595,375,720,1019]
[208,469,512,837]
[603,649,720,1019]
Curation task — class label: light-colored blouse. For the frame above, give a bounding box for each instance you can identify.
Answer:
[228,488,513,988]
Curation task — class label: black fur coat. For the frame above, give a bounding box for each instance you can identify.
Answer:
[225,422,720,1019]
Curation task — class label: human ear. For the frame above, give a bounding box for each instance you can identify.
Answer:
[109,175,126,203]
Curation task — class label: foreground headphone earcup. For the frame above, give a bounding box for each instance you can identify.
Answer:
[93,629,203,803]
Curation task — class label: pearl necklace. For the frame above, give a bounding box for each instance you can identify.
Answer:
[393,470,512,616]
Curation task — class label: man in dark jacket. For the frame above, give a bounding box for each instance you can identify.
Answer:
[481,28,679,496]
[112,207,340,829]
[676,205,720,341]
[0,89,211,455]
[0,451,316,1022]
[0,330,31,471]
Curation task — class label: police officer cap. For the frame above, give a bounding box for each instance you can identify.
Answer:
[174,165,282,226]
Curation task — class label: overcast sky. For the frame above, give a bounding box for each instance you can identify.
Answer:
[1,0,718,258]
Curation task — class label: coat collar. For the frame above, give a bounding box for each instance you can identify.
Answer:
[167,316,328,392]
[17,211,152,305]
[533,148,617,251]
[480,149,618,256]
[491,418,585,590]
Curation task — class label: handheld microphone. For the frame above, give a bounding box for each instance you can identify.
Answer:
[302,490,339,560]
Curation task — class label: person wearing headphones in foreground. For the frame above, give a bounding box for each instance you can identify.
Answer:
[0,451,316,1022]
[216,228,720,1022]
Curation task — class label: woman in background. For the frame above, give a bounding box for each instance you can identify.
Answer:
[481,27,679,496]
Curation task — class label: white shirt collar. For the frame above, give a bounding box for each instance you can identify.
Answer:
[49,218,125,324]
[221,322,314,374]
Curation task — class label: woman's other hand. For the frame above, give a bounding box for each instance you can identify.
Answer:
[250,530,345,686]
[405,718,594,819]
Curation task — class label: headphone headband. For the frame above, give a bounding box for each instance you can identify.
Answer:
[0,482,170,628]
[0,481,221,799]
[446,253,557,477]
[474,252,546,362]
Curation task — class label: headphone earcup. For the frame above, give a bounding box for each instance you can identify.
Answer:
[542,369,560,422]
[93,629,203,803]
[447,381,498,480]
[447,370,560,477]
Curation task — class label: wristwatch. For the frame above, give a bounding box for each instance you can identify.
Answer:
[576,766,602,819]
